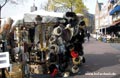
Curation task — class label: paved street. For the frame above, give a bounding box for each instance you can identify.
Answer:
[75,38,120,78]
[110,43,120,51]
[31,38,120,78]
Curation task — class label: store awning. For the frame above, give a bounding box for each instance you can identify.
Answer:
[110,5,120,15]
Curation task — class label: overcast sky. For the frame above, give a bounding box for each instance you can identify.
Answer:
[1,0,107,18]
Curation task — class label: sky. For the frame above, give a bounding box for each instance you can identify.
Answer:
[1,0,48,18]
[83,0,107,14]
[1,0,107,18]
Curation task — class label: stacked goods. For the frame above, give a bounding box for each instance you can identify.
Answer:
[46,12,86,77]
[2,12,86,78]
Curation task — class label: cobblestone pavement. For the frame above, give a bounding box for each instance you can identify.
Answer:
[31,38,120,78]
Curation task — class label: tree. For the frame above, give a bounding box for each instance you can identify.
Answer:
[74,0,87,13]
[53,0,87,13]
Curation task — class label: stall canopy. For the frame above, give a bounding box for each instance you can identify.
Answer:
[24,10,65,22]
[1,10,64,30]
[110,5,120,15]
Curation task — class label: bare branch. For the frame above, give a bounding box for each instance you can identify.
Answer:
[1,0,8,8]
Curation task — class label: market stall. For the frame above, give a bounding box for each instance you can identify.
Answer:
[0,11,86,78]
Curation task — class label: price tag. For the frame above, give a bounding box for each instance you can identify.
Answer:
[0,52,10,68]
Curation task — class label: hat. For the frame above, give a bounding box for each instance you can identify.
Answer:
[63,72,70,77]
[71,65,79,73]
[57,37,64,45]
[49,52,57,63]
[59,62,68,72]
[64,12,76,18]
[72,57,81,65]
[52,26,62,36]
[49,35,57,44]
[61,29,71,42]
[49,44,59,54]
[65,24,74,38]
[73,25,79,36]
[70,50,79,58]
[79,20,86,26]
[61,24,74,42]
[64,12,77,23]
[48,64,58,77]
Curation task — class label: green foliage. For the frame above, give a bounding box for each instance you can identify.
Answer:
[54,0,74,11]
[74,0,86,13]
[54,0,87,13]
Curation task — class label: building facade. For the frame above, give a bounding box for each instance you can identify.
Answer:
[100,2,112,35]
[95,1,103,33]
[95,0,113,35]
[108,0,120,37]
[84,11,95,33]
[95,0,120,37]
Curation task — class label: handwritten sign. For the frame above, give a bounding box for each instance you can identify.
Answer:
[0,52,10,68]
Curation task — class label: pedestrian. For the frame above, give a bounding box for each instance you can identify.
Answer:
[87,31,90,42]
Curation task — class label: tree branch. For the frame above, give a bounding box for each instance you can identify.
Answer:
[1,0,8,8]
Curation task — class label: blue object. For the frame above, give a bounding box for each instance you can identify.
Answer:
[102,37,107,43]
[110,5,120,15]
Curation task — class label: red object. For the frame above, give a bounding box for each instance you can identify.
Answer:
[51,68,58,77]
[71,50,78,58]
